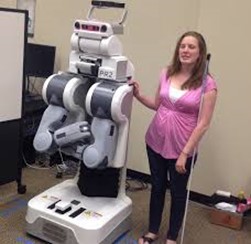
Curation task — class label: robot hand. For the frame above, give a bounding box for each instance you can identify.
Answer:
[54,121,91,148]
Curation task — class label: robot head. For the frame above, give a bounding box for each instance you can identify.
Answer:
[68,1,133,82]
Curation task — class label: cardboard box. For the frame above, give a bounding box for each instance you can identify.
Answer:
[210,208,243,230]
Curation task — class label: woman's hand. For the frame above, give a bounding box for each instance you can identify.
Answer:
[175,152,188,174]
[129,80,140,98]
[128,80,160,110]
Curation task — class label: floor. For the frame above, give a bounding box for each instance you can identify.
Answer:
[0,165,251,244]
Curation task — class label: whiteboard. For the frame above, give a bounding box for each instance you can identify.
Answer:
[0,8,27,122]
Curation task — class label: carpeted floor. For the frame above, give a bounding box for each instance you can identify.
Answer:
[0,165,251,244]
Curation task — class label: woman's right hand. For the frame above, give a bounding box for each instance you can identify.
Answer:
[129,80,140,98]
[129,80,159,110]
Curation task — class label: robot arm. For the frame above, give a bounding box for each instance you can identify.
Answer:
[82,80,133,169]
[54,121,91,148]
[33,105,68,153]
[82,118,117,169]
[33,73,92,156]
[34,105,92,158]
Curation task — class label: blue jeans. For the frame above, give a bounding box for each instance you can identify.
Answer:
[146,145,196,241]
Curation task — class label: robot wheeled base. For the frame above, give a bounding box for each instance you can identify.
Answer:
[26,179,132,244]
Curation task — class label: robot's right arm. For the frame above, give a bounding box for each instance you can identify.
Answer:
[33,72,92,155]
[33,104,68,154]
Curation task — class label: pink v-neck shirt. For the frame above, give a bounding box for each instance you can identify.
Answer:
[145,69,217,159]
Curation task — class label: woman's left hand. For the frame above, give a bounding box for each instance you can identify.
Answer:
[175,153,187,174]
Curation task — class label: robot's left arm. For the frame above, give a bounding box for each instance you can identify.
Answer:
[82,81,133,169]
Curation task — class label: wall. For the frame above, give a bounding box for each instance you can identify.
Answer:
[1,0,250,197]
[191,0,251,196]
[0,0,16,8]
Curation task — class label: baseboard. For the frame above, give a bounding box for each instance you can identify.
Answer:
[127,169,211,206]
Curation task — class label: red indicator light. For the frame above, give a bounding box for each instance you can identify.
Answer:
[82,25,100,32]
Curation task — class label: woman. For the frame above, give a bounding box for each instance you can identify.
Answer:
[132,31,217,244]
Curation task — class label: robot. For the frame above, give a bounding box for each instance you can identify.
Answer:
[25,1,134,243]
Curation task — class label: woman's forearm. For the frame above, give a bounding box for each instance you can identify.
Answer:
[182,123,209,155]
[135,93,158,110]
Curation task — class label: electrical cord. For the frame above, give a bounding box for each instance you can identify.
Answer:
[125,177,148,192]
[30,76,41,95]
[56,148,80,178]
[22,152,53,170]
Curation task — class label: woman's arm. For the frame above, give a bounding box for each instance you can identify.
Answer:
[183,89,217,154]
[176,89,217,173]
[131,81,161,110]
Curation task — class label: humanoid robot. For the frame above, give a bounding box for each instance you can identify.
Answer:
[25,1,134,243]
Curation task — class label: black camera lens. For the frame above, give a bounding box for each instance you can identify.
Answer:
[101,25,107,32]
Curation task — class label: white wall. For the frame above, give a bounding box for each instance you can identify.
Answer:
[0,0,16,8]
[1,0,250,197]
[191,1,251,195]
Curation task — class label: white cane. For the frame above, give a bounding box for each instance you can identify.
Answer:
[180,53,211,244]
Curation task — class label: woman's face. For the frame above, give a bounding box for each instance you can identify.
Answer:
[179,35,200,67]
